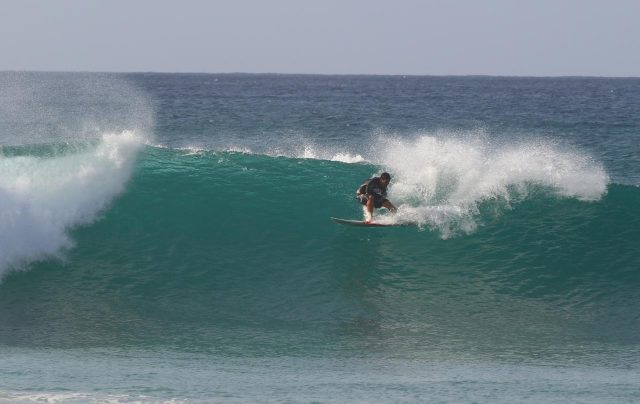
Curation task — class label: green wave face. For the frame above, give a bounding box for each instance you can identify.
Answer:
[0,143,638,358]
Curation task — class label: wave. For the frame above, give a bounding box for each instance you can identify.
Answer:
[0,136,638,351]
[0,131,144,276]
[0,134,619,276]
[155,134,609,234]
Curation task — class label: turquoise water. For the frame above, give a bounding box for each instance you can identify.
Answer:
[0,72,639,402]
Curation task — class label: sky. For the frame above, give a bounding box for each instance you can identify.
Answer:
[1,0,639,76]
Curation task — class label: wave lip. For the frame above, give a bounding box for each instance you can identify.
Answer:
[0,131,144,276]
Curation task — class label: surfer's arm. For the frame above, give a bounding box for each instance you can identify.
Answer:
[382,200,397,213]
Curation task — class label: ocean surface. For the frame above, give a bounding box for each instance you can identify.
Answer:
[0,72,639,402]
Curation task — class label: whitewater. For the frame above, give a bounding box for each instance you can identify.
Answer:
[0,132,143,274]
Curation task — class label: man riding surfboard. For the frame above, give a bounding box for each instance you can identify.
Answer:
[356,172,397,223]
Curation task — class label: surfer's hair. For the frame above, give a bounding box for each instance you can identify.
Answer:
[380,172,391,180]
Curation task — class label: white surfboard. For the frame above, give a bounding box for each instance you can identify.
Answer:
[331,217,414,227]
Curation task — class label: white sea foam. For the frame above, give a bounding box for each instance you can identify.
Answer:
[0,391,173,403]
[0,131,144,276]
[372,134,609,237]
[151,140,367,163]
[299,145,365,163]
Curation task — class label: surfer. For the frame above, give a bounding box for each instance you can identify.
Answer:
[356,172,397,223]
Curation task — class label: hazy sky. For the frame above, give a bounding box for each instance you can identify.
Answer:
[1,0,639,76]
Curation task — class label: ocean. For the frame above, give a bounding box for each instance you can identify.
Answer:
[0,72,638,402]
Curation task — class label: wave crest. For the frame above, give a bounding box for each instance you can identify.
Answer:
[0,131,144,275]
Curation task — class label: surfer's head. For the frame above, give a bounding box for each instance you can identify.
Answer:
[380,172,391,185]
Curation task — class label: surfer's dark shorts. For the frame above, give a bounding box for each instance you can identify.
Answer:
[357,194,387,209]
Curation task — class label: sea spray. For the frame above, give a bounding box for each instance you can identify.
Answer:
[374,135,609,236]
[0,72,153,146]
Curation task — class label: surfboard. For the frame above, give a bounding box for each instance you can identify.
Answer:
[331,217,413,227]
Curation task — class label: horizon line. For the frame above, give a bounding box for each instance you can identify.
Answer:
[1,69,639,79]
